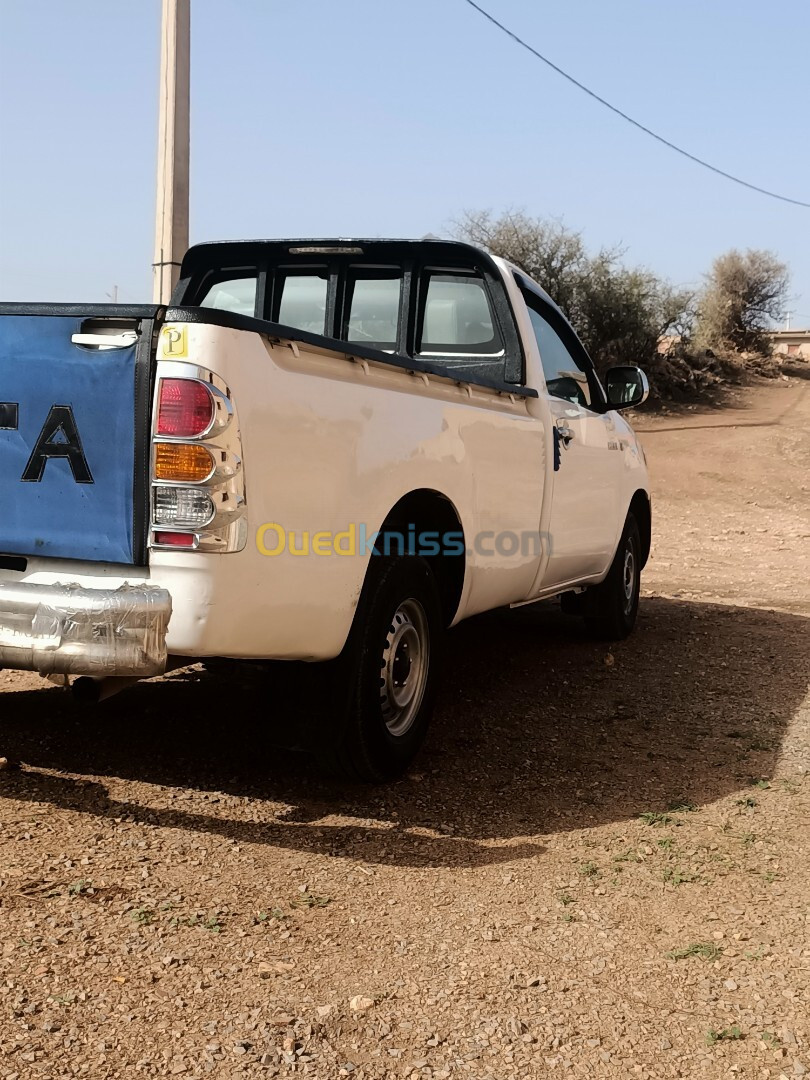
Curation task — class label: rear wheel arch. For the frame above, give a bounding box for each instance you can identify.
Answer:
[374,489,466,627]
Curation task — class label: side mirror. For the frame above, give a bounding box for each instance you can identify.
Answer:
[605,366,650,410]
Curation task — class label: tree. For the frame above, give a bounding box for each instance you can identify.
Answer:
[572,256,693,372]
[454,209,693,376]
[697,249,789,355]
[454,209,589,317]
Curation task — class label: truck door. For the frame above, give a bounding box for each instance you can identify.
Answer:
[522,294,623,588]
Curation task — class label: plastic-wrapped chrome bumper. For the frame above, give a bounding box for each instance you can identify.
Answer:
[0,581,172,677]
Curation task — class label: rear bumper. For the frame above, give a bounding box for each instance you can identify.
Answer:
[0,581,172,677]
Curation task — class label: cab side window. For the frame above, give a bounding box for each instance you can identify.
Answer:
[417,272,502,356]
[525,299,595,409]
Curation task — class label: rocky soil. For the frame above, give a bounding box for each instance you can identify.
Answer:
[1,379,808,1080]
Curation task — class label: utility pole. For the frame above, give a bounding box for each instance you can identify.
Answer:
[152,0,190,304]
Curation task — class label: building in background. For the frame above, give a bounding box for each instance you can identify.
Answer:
[769,329,810,360]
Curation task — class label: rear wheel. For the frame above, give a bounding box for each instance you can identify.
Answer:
[584,512,642,640]
[323,556,443,782]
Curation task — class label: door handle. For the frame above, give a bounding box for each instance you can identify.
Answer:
[555,420,575,446]
[71,331,138,350]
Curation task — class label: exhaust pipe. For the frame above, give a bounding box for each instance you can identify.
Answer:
[71,657,191,705]
[72,675,143,704]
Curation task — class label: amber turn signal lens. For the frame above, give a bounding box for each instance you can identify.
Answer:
[154,442,215,483]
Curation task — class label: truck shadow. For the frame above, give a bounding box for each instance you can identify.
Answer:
[1,597,807,869]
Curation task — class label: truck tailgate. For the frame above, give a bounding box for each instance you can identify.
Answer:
[0,307,159,565]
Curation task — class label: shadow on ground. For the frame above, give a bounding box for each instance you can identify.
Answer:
[1,598,808,869]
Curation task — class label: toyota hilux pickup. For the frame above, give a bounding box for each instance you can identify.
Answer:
[0,238,650,779]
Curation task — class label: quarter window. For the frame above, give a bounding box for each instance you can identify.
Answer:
[418,272,502,355]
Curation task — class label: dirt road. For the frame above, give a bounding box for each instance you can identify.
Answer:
[1,380,808,1080]
[638,379,810,617]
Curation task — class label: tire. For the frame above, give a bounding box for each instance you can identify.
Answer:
[584,512,642,640]
[322,556,443,782]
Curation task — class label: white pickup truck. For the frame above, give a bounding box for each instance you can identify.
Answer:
[0,238,650,779]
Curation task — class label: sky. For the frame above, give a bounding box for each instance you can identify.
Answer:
[1,0,808,324]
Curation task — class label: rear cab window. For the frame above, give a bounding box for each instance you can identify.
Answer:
[274,271,329,334]
[345,271,402,351]
[197,272,257,317]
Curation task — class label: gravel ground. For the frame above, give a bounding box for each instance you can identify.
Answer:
[1,379,808,1080]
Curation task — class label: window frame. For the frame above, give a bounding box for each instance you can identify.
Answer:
[517,276,606,412]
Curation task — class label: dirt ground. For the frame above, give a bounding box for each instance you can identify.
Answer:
[1,379,808,1080]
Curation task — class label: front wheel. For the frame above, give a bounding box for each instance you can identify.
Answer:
[323,556,443,782]
[585,513,642,640]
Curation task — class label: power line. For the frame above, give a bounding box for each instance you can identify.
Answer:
[462,0,810,209]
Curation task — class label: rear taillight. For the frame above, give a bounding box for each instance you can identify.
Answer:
[156,378,215,438]
[149,351,247,555]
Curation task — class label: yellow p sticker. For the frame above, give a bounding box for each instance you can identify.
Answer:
[161,325,188,358]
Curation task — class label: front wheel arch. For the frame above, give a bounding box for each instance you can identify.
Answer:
[628,489,651,568]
